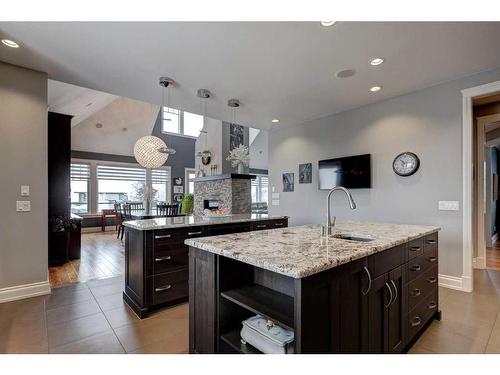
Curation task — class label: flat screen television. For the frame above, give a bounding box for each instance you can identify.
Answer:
[318,154,371,190]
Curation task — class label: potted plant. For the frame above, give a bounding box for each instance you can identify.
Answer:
[181,193,194,215]
[48,215,78,266]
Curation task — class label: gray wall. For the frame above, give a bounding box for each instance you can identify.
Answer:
[0,61,48,289]
[269,66,500,279]
[151,110,196,200]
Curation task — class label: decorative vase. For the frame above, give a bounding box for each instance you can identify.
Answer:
[237,163,245,174]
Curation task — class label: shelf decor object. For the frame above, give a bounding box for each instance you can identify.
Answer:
[226,144,250,174]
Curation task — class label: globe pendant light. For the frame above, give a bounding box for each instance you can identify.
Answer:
[133,77,176,168]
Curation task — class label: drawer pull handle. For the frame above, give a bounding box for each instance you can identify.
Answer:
[188,231,202,236]
[274,223,284,226]
[256,225,267,228]
[411,317,422,327]
[362,266,372,295]
[427,277,437,284]
[155,256,172,262]
[427,239,437,244]
[384,282,393,308]
[411,288,421,297]
[410,246,421,252]
[155,234,172,239]
[428,257,437,263]
[155,284,172,292]
[410,265,421,272]
[428,301,437,309]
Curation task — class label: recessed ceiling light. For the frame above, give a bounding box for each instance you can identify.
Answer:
[1,39,19,48]
[370,86,382,92]
[335,68,356,79]
[272,119,280,123]
[370,57,385,66]
[95,123,103,128]
[320,21,336,27]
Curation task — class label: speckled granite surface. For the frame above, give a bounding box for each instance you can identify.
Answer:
[185,221,440,279]
[123,214,287,231]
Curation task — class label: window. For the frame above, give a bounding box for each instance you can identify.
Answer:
[251,175,269,213]
[152,168,170,205]
[162,107,180,134]
[97,165,146,212]
[70,163,90,214]
[162,106,203,138]
[185,168,196,194]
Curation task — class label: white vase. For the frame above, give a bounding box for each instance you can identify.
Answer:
[237,163,245,174]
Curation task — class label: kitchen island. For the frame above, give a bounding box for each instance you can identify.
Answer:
[185,221,440,354]
[122,214,288,318]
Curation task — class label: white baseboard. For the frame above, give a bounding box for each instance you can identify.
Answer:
[0,280,51,304]
[438,274,466,291]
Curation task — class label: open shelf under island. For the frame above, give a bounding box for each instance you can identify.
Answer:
[186,221,441,354]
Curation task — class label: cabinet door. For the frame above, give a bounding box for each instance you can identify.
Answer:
[337,258,369,353]
[368,273,389,353]
[387,265,406,353]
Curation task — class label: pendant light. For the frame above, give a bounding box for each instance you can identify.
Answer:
[196,88,212,159]
[227,98,241,124]
[157,77,177,155]
[133,77,176,168]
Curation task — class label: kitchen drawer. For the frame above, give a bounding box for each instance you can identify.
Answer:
[424,232,438,254]
[368,244,405,279]
[153,228,204,253]
[205,223,252,236]
[152,247,188,275]
[150,268,188,306]
[407,237,423,261]
[252,220,287,231]
[407,265,437,311]
[406,249,437,283]
[407,291,437,340]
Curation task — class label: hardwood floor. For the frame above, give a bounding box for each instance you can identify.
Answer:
[49,231,124,288]
[487,240,500,270]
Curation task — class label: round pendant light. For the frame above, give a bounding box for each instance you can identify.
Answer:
[134,136,169,168]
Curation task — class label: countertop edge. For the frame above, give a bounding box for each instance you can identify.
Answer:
[123,215,288,231]
[185,226,441,279]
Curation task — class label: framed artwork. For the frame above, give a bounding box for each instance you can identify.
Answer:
[173,186,184,194]
[173,177,184,186]
[299,163,312,184]
[283,173,294,192]
[229,123,244,150]
[173,193,184,203]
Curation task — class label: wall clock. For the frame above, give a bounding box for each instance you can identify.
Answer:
[393,152,420,177]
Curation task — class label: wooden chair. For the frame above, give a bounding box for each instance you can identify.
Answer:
[120,204,133,240]
[114,203,124,239]
[101,208,118,232]
[156,204,179,217]
[128,202,144,211]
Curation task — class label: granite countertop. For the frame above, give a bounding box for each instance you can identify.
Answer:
[184,221,441,279]
[122,214,287,231]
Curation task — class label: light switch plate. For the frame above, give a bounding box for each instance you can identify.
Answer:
[438,201,459,211]
[272,193,280,199]
[272,199,280,206]
[16,201,31,212]
[21,185,30,197]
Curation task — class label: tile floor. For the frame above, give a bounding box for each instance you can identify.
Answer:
[2,269,500,354]
[0,276,187,354]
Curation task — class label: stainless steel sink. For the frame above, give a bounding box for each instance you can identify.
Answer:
[332,233,376,242]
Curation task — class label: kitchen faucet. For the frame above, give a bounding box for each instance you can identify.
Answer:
[323,186,356,236]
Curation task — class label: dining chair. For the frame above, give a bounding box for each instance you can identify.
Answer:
[114,203,125,239]
[101,208,118,232]
[120,204,133,240]
[156,204,179,217]
[128,202,144,210]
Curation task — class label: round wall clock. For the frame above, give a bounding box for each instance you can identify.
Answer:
[393,152,420,177]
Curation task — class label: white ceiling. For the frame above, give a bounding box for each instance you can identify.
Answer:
[2,22,500,129]
[48,79,118,126]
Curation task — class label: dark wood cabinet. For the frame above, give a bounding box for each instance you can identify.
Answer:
[189,231,439,354]
[124,218,288,318]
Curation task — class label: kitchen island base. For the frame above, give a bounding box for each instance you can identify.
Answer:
[188,231,439,354]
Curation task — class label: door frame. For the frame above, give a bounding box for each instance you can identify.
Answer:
[462,80,500,292]
[475,114,500,270]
